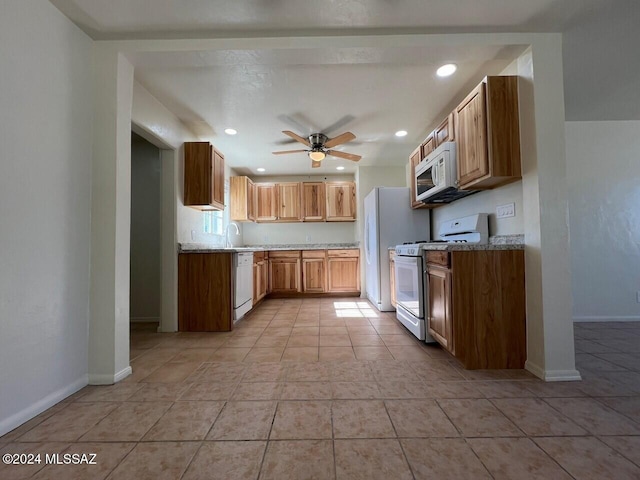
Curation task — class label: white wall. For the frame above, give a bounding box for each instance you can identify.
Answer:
[242,174,357,246]
[566,121,640,321]
[130,134,161,322]
[430,181,524,237]
[0,0,93,435]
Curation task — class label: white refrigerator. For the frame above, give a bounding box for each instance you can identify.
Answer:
[364,187,430,312]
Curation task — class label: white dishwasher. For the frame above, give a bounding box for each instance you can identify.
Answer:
[234,252,254,321]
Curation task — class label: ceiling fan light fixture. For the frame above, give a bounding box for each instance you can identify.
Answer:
[309,150,326,161]
[436,64,457,77]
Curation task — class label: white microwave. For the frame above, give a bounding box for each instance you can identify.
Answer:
[414,142,475,204]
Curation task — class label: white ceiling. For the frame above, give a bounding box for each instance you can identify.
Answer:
[48,0,639,174]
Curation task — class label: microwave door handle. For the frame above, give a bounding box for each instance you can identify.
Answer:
[431,163,438,185]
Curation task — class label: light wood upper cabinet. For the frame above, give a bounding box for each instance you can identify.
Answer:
[327,249,360,292]
[302,182,326,221]
[434,113,455,147]
[409,147,428,210]
[455,76,521,190]
[230,176,256,222]
[325,181,356,221]
[277,182,302,222]
[421,133,435,159]
[184,142,225,210]
[254,183,278,222]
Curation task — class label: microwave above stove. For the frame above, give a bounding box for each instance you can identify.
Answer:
[414,142,475,204]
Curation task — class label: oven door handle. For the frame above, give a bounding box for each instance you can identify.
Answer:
[394,255,421,265]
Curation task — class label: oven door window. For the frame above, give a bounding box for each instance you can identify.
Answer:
[416,164,436,198]
[394,256,424,318]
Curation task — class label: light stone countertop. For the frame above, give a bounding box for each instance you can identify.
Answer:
[179,242,360,253]
[388,235,524,251]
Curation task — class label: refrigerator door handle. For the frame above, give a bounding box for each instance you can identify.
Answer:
[365,216,371,265]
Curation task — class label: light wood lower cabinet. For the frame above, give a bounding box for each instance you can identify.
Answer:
[253,252,267,305]
[425,250,526,369]
[178,253,233,332]
[302,250,327,293]
[269,251,301,293]
[327,249,360,292]
[427,265,453,353]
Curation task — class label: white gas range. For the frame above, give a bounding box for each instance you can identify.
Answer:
[394,214,488,341]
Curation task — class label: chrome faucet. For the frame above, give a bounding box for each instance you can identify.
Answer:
[224,222,240,248]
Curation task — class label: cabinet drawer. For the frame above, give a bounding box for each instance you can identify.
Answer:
[268,250,301,258]
[327,249,359,258]
[426,251,450,267]
[253,251,265,262]
[302,250,326,259]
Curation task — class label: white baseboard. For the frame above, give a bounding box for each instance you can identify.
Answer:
[574,315,640,322]
[0,375,88,437]
[525,360,582,382]
[89,366,132,385]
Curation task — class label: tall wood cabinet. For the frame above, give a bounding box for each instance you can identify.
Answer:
[455,76,521,190]
[325,181,356,221]
[184,142,225,210]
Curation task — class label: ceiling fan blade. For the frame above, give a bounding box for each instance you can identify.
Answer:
[326,150,361,162]
[324,131,356,148]
[272,149,307,155]
[311,160,322,168]
[282,130,310,147]
[321,115,356,136]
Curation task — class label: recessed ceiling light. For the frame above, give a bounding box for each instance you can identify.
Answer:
[436,64,457,77]
[395,130,408,137]
[224,128,237,135]
[336,166,345,171]
[257,167,265,172]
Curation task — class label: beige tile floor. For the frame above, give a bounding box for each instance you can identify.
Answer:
[2,298,640,479]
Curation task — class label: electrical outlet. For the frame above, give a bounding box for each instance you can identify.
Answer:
[496,203,516,219]
[191,230,196,241]
[306,235,312,243]
[263,236,269,243]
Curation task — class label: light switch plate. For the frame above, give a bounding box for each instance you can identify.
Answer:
[496,203,516,219]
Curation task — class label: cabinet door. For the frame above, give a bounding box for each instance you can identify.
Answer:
[253,263,259,306]
[409,148,426,209]
[184,142,214,209]
[327,257,360,292]
[302,258,326,293]
[421,133,435,159]
[455,82,489,187]
[248,180,256,221]
[259,261,268,298]
[435,113,455,147]
[389,251,396,308]
[255,183,278,222]
[277,182,302,221]
[427,266,453,353]
[212,148,225,209]
[302,182,326,221]
[326,182,356,221]
[269,258,301,292]
[230,176,255,222]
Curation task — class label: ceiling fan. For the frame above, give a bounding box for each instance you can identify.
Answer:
[272,130,362,168]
